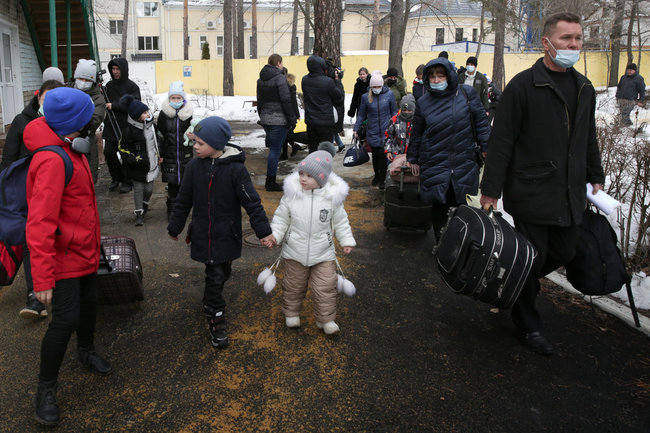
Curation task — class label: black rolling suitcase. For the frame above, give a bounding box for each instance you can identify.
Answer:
[434,205,536,309]
[383,167,432,232]
[97,236,144,305]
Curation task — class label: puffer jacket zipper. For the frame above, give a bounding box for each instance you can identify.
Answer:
[207,158,215,263]
[306,190,314,266]
[175,115,181,184]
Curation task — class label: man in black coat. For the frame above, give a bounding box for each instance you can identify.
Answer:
[615,63,645,126]
[103,57,141,193]
[480,13,605,356]
[301,55,344,153]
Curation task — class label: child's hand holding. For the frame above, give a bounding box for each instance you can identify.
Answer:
[260,234,276,248]
[343,246,353,255]
[169,234,178,241]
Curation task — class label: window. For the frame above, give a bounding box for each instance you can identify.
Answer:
[138,36,159,51]
[109,20,123,35]
[308,36,314,53]
[472,28,478,42]
[455,28,464,42]
[136,2,159,17]
[200,35,207,50]
[216,35,224,56]
[436,28,444,45]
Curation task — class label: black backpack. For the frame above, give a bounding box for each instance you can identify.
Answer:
[565,208,630,296]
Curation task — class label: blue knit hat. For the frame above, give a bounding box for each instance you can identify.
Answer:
[120,94,149,120]
[168,81,186,99]
[43,87,94,136]
[193,117,231,150]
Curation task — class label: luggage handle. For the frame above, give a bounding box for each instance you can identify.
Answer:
[99,244,113,273]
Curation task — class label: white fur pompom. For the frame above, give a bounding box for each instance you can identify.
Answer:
[263,274,277,294]
[342,278,356,297]
[257,268,272,286]
[337,275,345,293]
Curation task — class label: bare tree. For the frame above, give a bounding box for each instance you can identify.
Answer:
[609,0,626,87]
[388,0,410,77]
[121,0,129,58]
[223,0,234,96]
[251,0,258,59]
[303,0,312,55]
[627,0,639,65]
[291,0,300,55]
[370,0,380,50]
[491,0,507,90]
[183,0,188,60]
[312,0,342,64]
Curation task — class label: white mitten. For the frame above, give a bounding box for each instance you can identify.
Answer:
[342,278,356,297]
[257,268,273,286]
[263,274,277,294]
[337,275,345,293]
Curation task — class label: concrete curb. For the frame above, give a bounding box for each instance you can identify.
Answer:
[546,271,650,337]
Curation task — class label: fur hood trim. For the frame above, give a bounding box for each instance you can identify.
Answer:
[161,99,194,120]
[283,171,349,207]
[219,144,241,159]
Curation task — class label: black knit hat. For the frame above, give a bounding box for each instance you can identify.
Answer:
[627,63,637,71]
[120,94,149,120]
[386,67,399,77]
[466,56,478,66]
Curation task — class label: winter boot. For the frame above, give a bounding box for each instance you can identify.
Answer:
[316,321,340,335]
[108,179,120,192]
[142,201,150,216]
[19,290,48,319]
[119,182,132,194]
[78,347,113,376]
[33,382,59,426]
[134,210,145,226]
[206,310,229,348]
[290,142,301,157]
[265,176,283,192]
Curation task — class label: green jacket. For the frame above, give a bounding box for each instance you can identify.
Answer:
[458,70,489,110]
[384,75,407,106]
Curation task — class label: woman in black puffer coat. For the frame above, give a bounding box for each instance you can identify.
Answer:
[157,81,194,218]
[347,67,369,119]
[406,57,490,237]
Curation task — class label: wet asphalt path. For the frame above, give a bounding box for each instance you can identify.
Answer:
[0,140,649,432]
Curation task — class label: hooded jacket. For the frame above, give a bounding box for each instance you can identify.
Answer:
[354,86,398,148]
[167,144,272,264]
[348,76,369,118]
[0,95,40,171]
[407,57,490,205]
[271,171,356,267]
[615,72,646,102]
[301,56,345,126]
[383,75,407,106]
[458,69,489,110]
[480,58,605,226]
[121,116,160,183]
[257,64,296,126]
[157,99,194,184]
[23,117,101,292]
[104,58,142,141]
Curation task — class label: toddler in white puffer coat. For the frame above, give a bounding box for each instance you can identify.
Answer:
[268,147,356,334]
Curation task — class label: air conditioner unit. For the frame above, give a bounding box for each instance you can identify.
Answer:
[243,20,251,29]
[207,20,216,29]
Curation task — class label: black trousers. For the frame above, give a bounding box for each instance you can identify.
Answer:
[307,124,334,153]
[512,221,579,333]
[103,139,124,183]
[203,262,232,316]
[370,147,387,183]
[431,185,464,237]
[39,273,97,384]
[166,183,181,214]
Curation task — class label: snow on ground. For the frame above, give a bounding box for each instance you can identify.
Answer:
[143,82,649,312]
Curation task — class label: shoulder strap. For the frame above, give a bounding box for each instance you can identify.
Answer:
[459,86,478,145]
[33,146,74,187]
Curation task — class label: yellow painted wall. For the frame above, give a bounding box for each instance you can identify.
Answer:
[156,51,650,96]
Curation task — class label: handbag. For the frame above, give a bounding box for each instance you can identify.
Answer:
[343,136,370,167]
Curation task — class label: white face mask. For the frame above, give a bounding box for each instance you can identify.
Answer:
[546,39,580,69]
[372,88,382,95]
[466,65,476,73]
[75,79,92,91]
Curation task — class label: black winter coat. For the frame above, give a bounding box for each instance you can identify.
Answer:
[615,72,646,101]
[348,77,369,118]
[407,58,490,205]
[301,56,344,126]
[412,80,426,101]
[257,64,296,126]
[157,100,194,184]
[104,58,141,142]
[480,58,605,226]
[0,95,39,171]
[167,145,272,264]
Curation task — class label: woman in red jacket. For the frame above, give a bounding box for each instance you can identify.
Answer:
[24,87,112,426]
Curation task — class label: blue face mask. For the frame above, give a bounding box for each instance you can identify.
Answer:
[169,101,184,110]
[429,81,448,92]
[547,40,580,69]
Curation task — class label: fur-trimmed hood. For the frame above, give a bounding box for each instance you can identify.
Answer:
[282,171,349,208]
[161,99,194,120]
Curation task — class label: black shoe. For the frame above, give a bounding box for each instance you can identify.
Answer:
[143,202,149,216]
[78,348,113,376]
[520,331,554,356]
[19,291,48,319]
[378,182,385,190]
[109,180,120,192]
[337,145,345,153]
[371,177,379,186]
[265,176,283,192]
[119,183,132,194]
[135,210,145,226]
[207,312,229,348]
[33,383,59,426]
[290,143,300,157]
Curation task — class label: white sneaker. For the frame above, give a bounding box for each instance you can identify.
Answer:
[316,321,340,335]
[285,316,301,328]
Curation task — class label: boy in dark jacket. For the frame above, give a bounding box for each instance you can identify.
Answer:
[167,117,274,348]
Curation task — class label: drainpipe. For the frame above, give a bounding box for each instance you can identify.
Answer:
[66,0,72,78]
[49,0,57,66]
